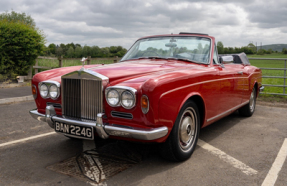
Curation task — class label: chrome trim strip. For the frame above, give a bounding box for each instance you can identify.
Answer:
[104,125,168,140]
[206,100,249,122]
[29,109,46,122]
[30,108,168,141]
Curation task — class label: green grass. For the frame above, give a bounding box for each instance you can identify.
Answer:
[247,54,287,97]
[38,59,114,69]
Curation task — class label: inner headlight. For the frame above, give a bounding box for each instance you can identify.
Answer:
[49,84,59,99]
[39,84,48,98]
[107,89,120,106]
[121,91,135,109]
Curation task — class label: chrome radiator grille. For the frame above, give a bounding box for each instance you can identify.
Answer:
[62,78,103,121]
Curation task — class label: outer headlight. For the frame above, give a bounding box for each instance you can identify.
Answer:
[107,89,120,106]
[121,91,135,109]
[39,84,48,98]
[49,84,59,99]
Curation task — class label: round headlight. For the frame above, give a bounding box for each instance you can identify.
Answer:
[107,89,120,106]
[49,84,59,99]
[121,91,135,109]
[39,84,48,98]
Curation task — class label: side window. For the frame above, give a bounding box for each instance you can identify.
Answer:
[213,44,219,64]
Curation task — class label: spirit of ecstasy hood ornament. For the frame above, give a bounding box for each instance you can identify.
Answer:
[80,57,88,71]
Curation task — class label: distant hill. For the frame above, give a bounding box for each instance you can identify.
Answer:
[257,44,287,52]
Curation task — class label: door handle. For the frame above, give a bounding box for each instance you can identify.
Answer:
[237,71,243,75]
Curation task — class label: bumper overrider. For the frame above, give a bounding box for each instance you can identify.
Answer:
[29,105,168,141]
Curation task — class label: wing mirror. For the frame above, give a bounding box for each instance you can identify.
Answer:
[219,57,223,64]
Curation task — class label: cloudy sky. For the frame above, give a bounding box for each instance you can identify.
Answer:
[1,0,286,48]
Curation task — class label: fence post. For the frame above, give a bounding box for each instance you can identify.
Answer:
[87,56,91,65]
[284,60,286,95]
[114,56,118,63]
[58,56,63,67]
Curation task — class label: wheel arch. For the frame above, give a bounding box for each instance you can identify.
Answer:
[180,94,206,128]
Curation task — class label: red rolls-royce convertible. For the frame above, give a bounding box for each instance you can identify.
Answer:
[30,33,263,161]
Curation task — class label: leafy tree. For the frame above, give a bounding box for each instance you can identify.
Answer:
[0,10,35,27]
[55,47,64,57]
[48,43,56,54]
[247,43,256,53]
[66,47,74,58]
[0,11,45,78]
[91,46,101,57]
[282,48,287,54]
[82,45,91,57]
[0,20,45,77]
[75,46,83,57]
[217,41,224,54]
[257,49,266,55]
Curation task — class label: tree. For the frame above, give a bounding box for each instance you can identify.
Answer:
[66,47,74,58]
[282,48,287,54]
[55,47,64,57]
[82,45,91,57]
[75,46,83,57]
[247,43,256,53]
[0,11,45,78]
[48,43,56,54]
[0,10,35,27]
[217,41,224,54]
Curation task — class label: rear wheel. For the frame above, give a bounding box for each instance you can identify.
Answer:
[160,100,200,161]
[239,87,257,117]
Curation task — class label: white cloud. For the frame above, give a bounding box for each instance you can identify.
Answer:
[0,0,286,48]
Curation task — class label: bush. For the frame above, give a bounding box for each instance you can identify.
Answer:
[0,20,45,76]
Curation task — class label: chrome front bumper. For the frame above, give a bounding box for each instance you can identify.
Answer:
[29,106,168,141]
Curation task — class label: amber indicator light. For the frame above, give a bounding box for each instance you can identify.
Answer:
[32,86,37,95]
[141,96,148,108]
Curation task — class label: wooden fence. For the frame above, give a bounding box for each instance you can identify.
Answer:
[27,56,120,79]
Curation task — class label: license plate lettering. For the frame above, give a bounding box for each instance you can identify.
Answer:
[54,122,93,139]
[70,125,75,134]
[86,128,92,138]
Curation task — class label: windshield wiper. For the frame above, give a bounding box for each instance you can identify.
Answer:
[166,57,197,63]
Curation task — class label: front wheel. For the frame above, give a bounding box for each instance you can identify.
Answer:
[160,100,200,161]
[239,87,257,117]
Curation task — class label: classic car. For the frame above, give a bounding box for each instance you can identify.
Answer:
[30,33,263,161]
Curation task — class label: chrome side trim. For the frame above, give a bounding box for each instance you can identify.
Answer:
[206,100,249,122]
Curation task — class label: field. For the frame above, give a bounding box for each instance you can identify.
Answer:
[38,58,114,69]
[248,54,287,97]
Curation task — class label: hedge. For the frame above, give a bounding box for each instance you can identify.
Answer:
[0,20,45,79]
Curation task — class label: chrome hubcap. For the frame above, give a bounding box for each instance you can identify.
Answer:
[250,89,255,112]
[179,108,197,151]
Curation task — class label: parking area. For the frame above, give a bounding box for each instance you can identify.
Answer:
[0,101,287,186]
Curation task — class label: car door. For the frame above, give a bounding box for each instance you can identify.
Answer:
[213,46,240,113]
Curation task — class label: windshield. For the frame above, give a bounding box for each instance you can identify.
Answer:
[121,36,211,64]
